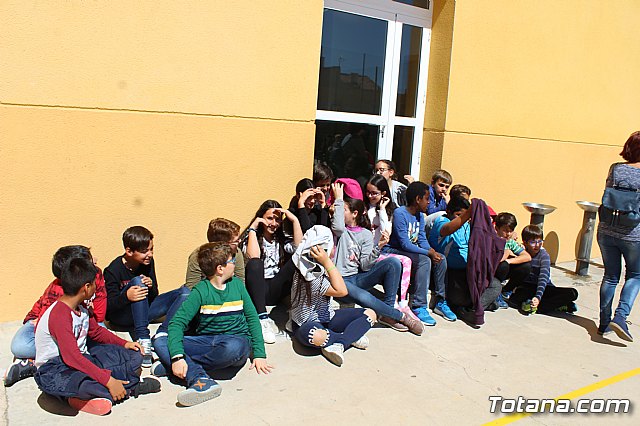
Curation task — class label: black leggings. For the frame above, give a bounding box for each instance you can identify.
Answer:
[497,261,532,292]
[509,285,578,314]
[245,258,295,314]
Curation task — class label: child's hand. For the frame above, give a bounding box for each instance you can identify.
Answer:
[251,217,268,230]
[309,245,331,268]
[315,189,326,208]
[428,250,444,264]
[140,275,153,288]
[126,285,148,302]
[378,230,390,248]
[249,358,274,375]
[332,182,344,200]
[531,297,540,308]
[379,196,390,210]
[106,376,129,401]
[124,341,142,352]
[298,188,316,208]
[172,359,188,379]
[404,175,415,184]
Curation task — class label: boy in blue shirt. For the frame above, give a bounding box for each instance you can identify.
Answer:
[384,181,454,325]
[428,196,502,325]
[426,170,452,215]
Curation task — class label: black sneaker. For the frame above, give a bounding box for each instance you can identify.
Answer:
[3,359,36,387]
[132,376,162,397]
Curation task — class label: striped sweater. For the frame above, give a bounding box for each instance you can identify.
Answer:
[523,247,553,300]
[168,277,266,359]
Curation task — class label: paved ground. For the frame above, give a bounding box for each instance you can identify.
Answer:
[1,260,638,425]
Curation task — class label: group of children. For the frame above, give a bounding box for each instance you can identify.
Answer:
[4,158,581,414]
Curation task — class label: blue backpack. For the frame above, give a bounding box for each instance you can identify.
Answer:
[598,163,640,227]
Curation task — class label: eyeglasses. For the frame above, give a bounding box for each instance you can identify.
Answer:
[366,191,381,197]
[526,240,544,246]
[375,168,390,173]
[227,257,237,264]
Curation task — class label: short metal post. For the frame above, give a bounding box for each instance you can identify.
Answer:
[575,201,600,276]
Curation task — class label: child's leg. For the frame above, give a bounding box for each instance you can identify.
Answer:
[383,247,431,310]
[537,286,579,314]
[35,356,112,401]
[10,320,36,360]
[325,308,375,347]
[480,277,502,310]
[509,286,535,307]
[150,285,191,335]
[245,258,269,315]
[378,254,412,305]
[294,321,329,348]
[264,259,295,307]
[117,276,151,340]
[445,269,472,308]
[183,335,251,383]
[502,262,532,292]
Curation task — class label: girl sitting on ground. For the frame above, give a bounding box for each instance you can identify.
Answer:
[290,225,375,366]
[288,178,330,234]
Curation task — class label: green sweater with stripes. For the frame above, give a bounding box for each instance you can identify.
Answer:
[168,277,266,359]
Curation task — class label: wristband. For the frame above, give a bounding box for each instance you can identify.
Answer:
[326,265,336,273]
[248,227,258,233]
[171,355,185,363]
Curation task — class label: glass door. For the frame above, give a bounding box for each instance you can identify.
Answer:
[314,0,432,182]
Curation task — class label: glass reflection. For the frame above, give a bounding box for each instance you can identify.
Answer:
[392,126,414,179]
[317,9,387,115]
[396,24,422,118]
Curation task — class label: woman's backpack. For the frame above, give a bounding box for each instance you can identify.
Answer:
[598,163,640,227]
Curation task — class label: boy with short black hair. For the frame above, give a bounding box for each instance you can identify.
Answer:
[34,257,160,416]
[4,245,107,387]
[493,213,531,304]
[153,242,272,407]
[104,226,190,367]
[508,225,578,314]
[426,169,453,215]
[384,181,452,325]
[185,218,245,289]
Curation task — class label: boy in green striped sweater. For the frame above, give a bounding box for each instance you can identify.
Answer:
[154,242,273,407]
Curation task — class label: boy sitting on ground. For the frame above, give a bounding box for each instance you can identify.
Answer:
[34,257,160,416]
[426,169,452,215]
[507,225,579,314]
[154,242,273,407]
[104,226,190,367]
[428,196,503,325]
[4,245,106,387]
[185,218,245,288]
[493,213,531,304]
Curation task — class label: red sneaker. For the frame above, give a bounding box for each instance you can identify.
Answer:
[68,397,112,416]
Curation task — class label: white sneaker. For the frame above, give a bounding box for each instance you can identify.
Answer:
[321,343,344,366]
[260,318,276,344]
[351,335,369,350]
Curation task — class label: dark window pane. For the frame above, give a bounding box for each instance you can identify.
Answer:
[314,120,379,181]
[396,25,422,118]
[393,0,430,10]
[392,126,414,179]
[317,9,387,115]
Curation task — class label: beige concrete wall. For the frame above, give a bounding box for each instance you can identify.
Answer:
[423,0,640,263]
[0,0,323,321]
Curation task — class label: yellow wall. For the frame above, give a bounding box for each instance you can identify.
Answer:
[0,0,323,321]
[424,0,640,263]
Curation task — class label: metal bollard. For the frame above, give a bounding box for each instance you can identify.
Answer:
[522,203,557,233]
[575,201,600,276]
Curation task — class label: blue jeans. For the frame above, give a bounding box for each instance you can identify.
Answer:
[598,233,640,325]
[338,257,403,321]
[118,277,191,340]
[382,247,447,308]
[153,334,250,387]
[10,320,36,359]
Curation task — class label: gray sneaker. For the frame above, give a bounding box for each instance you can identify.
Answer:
[350,335,369,350]
[321,343,345,366]
[177,377,222,407]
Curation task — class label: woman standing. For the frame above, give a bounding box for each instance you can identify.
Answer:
[597,131,640,342]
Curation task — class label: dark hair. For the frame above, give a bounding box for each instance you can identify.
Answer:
[242,200,287,267]
[376,159,399,179]
[295,178,315,194]
[405,181,429,207]
[52,245,92,279]
[365,174,397,218]
[494,212,517,230]
[521,224,544,242]
[60,257,98,296]
[313,160,334,184]
[450,184,471,199]
[123,226,154,252]
[207,218,240,243]
[446,196,470,214]
[344,196,371,229]
[620,131,640,163]
[431,169,453,185]
[197,242,233,278]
